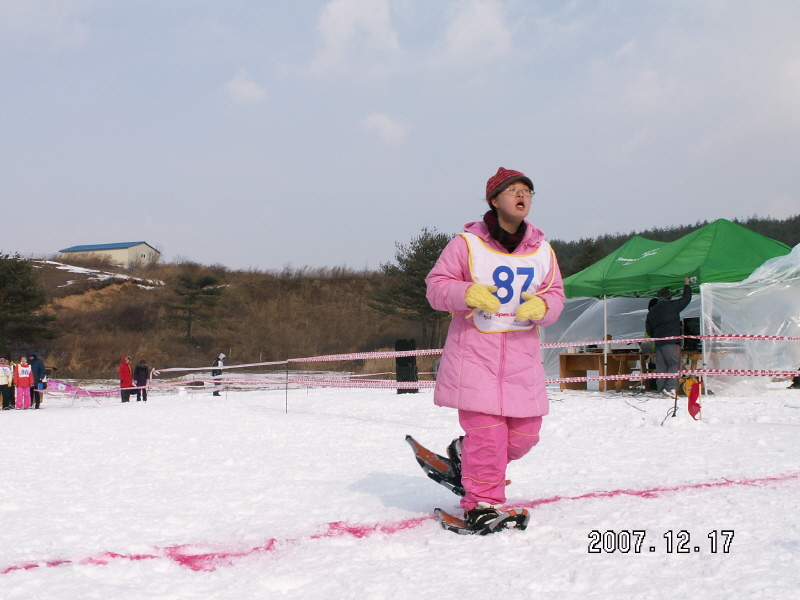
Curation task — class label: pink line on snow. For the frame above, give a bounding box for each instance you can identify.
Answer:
[2,472,798,575]
[513,471,800,510]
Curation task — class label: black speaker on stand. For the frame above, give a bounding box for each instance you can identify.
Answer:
[395,339,418,394]
[682,317,701,352]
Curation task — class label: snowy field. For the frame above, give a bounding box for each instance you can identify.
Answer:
[1,382,799,599]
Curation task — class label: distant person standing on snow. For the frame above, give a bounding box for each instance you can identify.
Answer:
[645,279,692,396]
[425,167,565,534]
[119,356,133,402]
[14,355,34,409]
[0,358,14,410]
[211,353,225,396]
[27,350,46,409]
[133,359,149,402]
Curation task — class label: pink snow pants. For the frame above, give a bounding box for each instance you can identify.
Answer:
[15,387,31,409]
[458,410,543,510]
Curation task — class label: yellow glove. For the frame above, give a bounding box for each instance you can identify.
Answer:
[465,284,500,313]
[516,292,547,321]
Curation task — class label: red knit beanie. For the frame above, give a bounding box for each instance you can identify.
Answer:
[485,167,534,202]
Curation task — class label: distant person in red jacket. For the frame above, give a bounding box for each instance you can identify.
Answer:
[14,356,34,409]
[119,356,133,402]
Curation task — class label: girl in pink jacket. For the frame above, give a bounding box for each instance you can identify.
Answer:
[425,167,565,533]
[14,356,35,409]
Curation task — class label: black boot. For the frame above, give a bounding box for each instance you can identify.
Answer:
[446,436,463,480]
[464,502,530,535]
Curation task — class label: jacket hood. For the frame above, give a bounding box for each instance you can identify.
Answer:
[27,350,37,357]
[121,356,130,364]
[462,218,546,250]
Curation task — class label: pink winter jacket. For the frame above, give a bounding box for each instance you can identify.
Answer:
[426,219,565,418]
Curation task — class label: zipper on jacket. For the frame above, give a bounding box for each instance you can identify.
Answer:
[498,334,506,412]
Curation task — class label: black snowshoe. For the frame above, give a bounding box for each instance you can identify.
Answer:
[405,435,465,496]
[435,504,530,536]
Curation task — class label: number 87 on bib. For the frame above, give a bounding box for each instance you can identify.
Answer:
[461,233,552,333]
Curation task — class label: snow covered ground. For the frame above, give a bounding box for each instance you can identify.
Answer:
[32,260,164,289]
[1,383,799,599]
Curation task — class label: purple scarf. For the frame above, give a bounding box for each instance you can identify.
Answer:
[483,211,527,254]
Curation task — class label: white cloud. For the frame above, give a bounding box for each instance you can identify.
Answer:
[586,5,800,151]
[362,112,406,143]
[310,0,400,74]
[222,69,267,104]
[0,0,90,49]
[437,0,511,67]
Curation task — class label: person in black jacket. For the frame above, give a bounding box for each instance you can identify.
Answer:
[645,278,692,396]
[133,359,149,402]
[27,350,47,409]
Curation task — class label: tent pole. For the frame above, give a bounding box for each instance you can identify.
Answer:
[700,285,708,397]
[603,296,609,391]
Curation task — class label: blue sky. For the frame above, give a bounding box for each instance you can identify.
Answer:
[2,1,799,270]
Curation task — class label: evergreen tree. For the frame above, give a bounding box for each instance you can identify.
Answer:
[0,253,56,350]
[369,228,453,348]
[165,272,224,341]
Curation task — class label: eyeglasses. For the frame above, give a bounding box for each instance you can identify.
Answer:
[501,187,534,197]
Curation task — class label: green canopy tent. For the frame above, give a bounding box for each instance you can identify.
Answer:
[563,219,792,299]
[557,219,791,379]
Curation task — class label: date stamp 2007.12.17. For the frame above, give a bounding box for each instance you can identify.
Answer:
[588,530,734,554]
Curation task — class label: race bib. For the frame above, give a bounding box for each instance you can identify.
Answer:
[461,233,552,333]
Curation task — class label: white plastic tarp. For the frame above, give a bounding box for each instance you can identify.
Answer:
[700,245,800,395]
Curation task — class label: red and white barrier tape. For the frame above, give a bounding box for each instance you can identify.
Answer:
[93,333,796,396]
[289,378,436,389]
[289,368,798,389]
[151,333,800,377]
[153,359,288,375]
[541,333,800,350]
[290,348,444,363]
[554,369,800,384]
[47,363,800,397]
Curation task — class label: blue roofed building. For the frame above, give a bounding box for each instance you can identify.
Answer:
[58,242,160,267]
